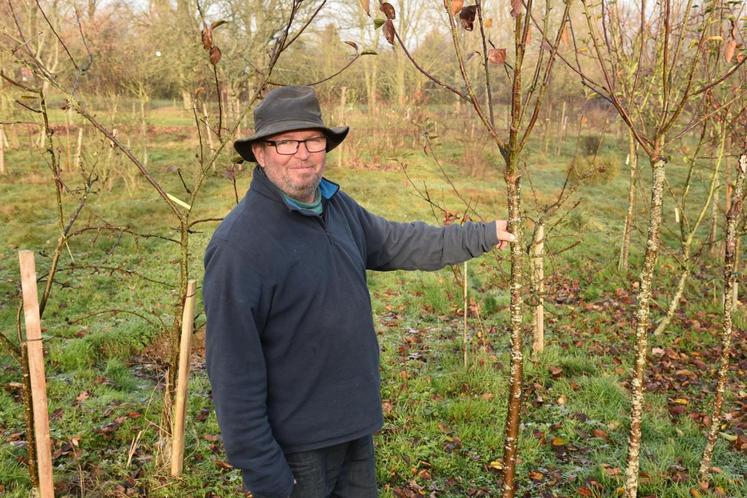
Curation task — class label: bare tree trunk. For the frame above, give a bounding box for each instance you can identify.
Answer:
[202,102,216,157]
[234,97,241,136]
[37,116,46,149]
[554,101,567,156]
[624,157,667,498]
[363,55,378,114]
[619,129,638,271]
[181,90,192,111]
[531,223,545,356]
[139,98,149,168]
[395,49,406,108]
[699,155,746,482]
[501,166,524,498]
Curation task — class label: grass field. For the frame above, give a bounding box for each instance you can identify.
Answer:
[0,101,745,497]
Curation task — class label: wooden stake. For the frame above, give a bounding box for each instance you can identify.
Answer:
[202,102,216,158]
[18,251,55,498]
[171,280,197,477]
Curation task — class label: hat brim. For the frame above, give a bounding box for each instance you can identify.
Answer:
[234,122,349,162]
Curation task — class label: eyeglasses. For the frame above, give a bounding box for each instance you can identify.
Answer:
[265,136,327,155]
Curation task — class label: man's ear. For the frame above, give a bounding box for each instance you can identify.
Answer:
[251,142,264,165]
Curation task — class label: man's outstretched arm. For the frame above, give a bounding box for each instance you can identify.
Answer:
[352,198,514,271]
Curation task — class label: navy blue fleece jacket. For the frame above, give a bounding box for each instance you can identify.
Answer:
[203,167,498,498]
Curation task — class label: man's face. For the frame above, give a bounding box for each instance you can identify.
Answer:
[251,129,327,202]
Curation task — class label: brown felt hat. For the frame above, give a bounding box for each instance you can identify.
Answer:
[234,86,349,162]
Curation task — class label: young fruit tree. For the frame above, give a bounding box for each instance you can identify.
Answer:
[367,0,571,494]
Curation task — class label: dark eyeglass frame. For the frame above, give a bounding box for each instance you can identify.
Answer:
[264,136,327,155]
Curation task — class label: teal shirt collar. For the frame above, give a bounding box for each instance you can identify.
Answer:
[280,178,339,216]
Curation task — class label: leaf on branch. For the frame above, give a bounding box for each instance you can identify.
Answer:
[450,0,465,15]
[344,40,359,51]
[511,0,522,18]
[209,46,222,65]
[361,49,378,56]
[359,0,370,16]
[374,17,386,29]
[380,2,396,20]
[201,28,213,50]
[459,5,477,31]
[383,19,395,45]
[488,47,507,65]
[210,20,227,30]
[724,38,736,63]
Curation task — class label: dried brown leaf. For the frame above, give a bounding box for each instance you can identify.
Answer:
[383,19,395,45]
[724,38,737,63]
[528,470,544,481]
[201,28,213,50]
[450,0,465,15]
[459,5,477,31]
[488,47,507,65]
[380,2,396,20]
[344,40,359,51]
[592,428,609,439]
[602,464,621,476]
[551,436,567,447]
[382,400,394,415]
[209,46,222,65]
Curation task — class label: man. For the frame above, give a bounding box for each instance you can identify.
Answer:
[203,86,515,498]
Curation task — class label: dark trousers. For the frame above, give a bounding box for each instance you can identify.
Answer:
[285,435,378,498]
